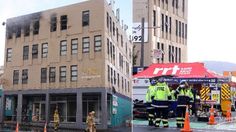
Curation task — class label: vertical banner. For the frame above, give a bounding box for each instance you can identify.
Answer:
[5,96,13,116]
[132,22,148,42]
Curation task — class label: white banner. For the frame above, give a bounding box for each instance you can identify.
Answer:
[132,22,148,42]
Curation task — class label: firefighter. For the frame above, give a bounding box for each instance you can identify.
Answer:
[86,111,96,132]
[152,77,171,128]
[53,107,60,131]
[145,79,157,126]
[175,80,194,128]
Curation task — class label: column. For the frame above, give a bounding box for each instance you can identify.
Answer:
[45,93,50,123]
[101,90,108,129]
[17,94,22,123]
[0,94,4,123]
[76,91,83,128]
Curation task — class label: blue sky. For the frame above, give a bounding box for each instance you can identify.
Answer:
[0,0,236,66]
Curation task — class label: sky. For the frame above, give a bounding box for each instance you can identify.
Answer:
[0,0,235,66]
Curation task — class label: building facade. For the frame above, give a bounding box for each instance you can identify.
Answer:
[0,0,132,130]
[133,0,188,74]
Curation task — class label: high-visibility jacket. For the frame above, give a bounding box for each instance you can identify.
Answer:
[145,85,156,102]
[154,82,171,101]
[171,90,176,101]
[176,87,193,105]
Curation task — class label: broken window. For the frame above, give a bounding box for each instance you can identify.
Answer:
[22,69,28,84]
[33,20,40,35]
[15,25,21,38]
[23,46,29,60]
[60,15,67,30]
[6,25,13,39]
[24,23,30,36]
[32,44,38,59]
[82,11,89,26]
[51,15,57,32]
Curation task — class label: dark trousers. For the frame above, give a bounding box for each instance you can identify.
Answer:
[154,107,169,127]
[146,102,155,126]
[176,106,187,127]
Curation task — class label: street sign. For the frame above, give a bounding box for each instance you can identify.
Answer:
[132,22,148,42]
[153,49,163,59]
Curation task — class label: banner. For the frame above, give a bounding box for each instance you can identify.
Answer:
[132,22,148,42]
[211,90,220,104]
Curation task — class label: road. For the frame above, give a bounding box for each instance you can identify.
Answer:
[133,125,236,132]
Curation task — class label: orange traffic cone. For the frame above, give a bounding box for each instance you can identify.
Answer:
[181,106,192,132]
[15,122,19,132]
[226,107,231,122]
[208,105,217,125]
[44,122,47,132]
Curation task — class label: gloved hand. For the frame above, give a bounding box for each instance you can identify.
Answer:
[151,96,154,100]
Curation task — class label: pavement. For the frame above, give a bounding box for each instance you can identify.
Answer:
[133,115,236,132]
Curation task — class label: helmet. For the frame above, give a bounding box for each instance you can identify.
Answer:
[179,80,188,88]
[158,77,165,83]
[150,79,157,85]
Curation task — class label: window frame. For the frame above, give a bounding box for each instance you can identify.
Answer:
[60,40,67,56]
[32,44,38,59]
[70,65,78,82]
[49,67,56,83]
[60,15,67,30]
[82,37,90,53]
[23,46,29,60]
[22,69,28,84]
[42,43,48,58]
[82,10,90,26]
[60,66,66,82]
[6,48,12,62]
[71,39,78,55]
[13,70,19,84]
[94,35,102,52]
[41,68,47,83]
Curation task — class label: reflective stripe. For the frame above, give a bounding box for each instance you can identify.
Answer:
[163,123,169,126]
[176,117,183,120]
[146,107,155,109]
[177,105,187,107]
[151,104,168,108]
[162,119,168,122]
[176,121,184,124]
[148,114,154,117]
[155,118,161,122]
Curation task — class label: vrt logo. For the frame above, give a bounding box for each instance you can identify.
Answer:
[153,65,180,75]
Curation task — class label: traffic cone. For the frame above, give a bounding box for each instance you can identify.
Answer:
[226,107,231,122]
[15,122,19,132]
[207,105,217,125]
[181,106,192,132]
[44,122,47,132]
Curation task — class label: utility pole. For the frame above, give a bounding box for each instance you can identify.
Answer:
[140,17,145,68]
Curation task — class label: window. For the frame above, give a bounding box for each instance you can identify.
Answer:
[122,77,124,90]
[71,39,78,54]
[60,40,67,56]
[110,42,113,59]
[15,25,21,38]
[82,11,89,26]
[94,35,102,52]
[121,35,123,47]
[176,20,178,36]
[107,65,110,82]
[165,15,168,33]
[50,15,57,32]
[49,67,56,83]
[161,14,164,32]
[168,45,171,62]
[128,81,130,92]
[172,46,174,62]
[22,69,28,84]
[112,45,115,61]
[106,12,109,29]
[13,70,19,84]
[41,68,47,83]
[111,68,113,84]
[185,24,187,39]
[182,23,184,38]
[23,46,29,60]
[6,25,13,39]
[42,43,48,58]
[71,65,77,81]
[60,15,67,30]
[114,70,116,85]
[113,22,115,36]
[176,0,178,9]
[107,38,109,55]
[32,44,38,59]
[169,17,172,34]
[182,0,185,12]
[175,47,178,63]
[179,48,181,62]
[179,21,181,37]
[117,73,120,87]
[6,48,12,62]
[24,23,30,36]
[161,43,164,62]
[33,20,39,35]
[116,28,119,41]
[153,10,156,26]
[82,37,90,53]
[109,17,112,33]
[60,66,66,82]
